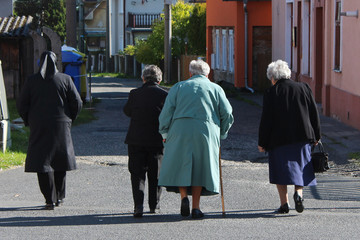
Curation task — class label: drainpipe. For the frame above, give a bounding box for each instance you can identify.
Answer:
[244,0,254,93]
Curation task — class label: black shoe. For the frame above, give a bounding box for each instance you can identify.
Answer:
[55,199,64,207]
[294,192,304,213]
[180,197,190,217]
[276,203,290,214]
[150,207,160,214]
[44,203,55,210]
[191,209,204,219]
[133,206,143,218]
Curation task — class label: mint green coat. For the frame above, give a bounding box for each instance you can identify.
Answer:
[158,75,234,195]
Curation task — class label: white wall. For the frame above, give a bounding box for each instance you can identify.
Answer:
[272,0,287,62]
[110,0,124,55]
[0,0,12,17]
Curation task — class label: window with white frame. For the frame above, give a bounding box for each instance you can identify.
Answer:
[222,29,227,71]
[228,30,234,73]
[215,29,220,69]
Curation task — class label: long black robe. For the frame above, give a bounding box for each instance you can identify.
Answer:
[17,51,82,172]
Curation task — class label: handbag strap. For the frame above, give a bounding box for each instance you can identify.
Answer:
[314,139,326,153]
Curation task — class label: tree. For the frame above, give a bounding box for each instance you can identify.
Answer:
[43,0,66,42]
[132,1,206,65]
[14,0,66,43]
[14,0,41,27]
[187,3,206,55]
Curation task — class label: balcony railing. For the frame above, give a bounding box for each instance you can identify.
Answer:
[128,13,161,28]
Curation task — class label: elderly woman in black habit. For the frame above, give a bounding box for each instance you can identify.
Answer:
[258,60,321,214]
[17,51,83,210]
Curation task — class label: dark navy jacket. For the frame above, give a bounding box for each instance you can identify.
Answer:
[258,79,321,150]
[124,81,168,147]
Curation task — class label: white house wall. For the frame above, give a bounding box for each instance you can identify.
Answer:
[272,0,287,62]
[110,0,124,55]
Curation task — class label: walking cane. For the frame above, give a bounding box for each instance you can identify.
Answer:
[219,147,226,217]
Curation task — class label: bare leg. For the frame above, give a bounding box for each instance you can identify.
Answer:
[191,186,202,210]
[179,187,188,200]
[276,184,288,205]
[294,185,303,197]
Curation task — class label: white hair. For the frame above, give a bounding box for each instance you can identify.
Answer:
[266,60,291,80]
[189,59,210,76]
[142,65,162,83]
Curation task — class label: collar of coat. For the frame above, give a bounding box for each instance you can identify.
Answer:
[142,81,159,87]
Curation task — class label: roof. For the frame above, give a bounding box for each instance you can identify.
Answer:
[0,16,33,38]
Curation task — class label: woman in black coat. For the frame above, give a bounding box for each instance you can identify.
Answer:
[123,65,168,217]
[17,51,82,210]
[258,60,321,214]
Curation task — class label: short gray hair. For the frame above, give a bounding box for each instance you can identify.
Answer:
[142,65,162,83]
[266,60,291,80]
[189,59,210,76]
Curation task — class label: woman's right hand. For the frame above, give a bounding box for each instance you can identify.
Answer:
[258,146,265,152]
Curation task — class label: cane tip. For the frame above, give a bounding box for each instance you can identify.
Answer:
[222,212,226,217]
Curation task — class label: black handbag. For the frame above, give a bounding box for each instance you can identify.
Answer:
[311,140,330,173]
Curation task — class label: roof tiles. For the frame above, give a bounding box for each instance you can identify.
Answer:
[0,16,33,38]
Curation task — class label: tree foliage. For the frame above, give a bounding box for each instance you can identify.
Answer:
[132,1,206,65]
[187,4,206,55]
[14,0,66,43]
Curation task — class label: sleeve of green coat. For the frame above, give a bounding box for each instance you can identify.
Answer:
[158,84,178,139]
[218,88,234,139]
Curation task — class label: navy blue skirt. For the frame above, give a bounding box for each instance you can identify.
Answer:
[268,142,316,186]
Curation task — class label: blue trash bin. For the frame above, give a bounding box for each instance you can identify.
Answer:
[62,50,83,93]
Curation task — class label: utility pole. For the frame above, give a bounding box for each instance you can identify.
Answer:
[78,1,85,52]
[66,0,77,48]
[106,0,111,72]
[164,1,172,83]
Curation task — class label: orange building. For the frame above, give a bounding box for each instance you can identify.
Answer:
[206,0,272,91]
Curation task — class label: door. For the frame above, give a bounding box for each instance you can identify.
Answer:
[252,26,272,92]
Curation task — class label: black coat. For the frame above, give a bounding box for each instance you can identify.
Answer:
[258,79,321,150]
[124,81,168,147]
[17,72,83,172]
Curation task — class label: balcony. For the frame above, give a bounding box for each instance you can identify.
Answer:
[127,13,161,28]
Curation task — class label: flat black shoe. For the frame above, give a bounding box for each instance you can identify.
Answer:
[150,204,160,213]
[180,197,190,217]
[294,192,304,213]
[133,206,143,218]
[44,203,55,210]
[150,208,160,214]
[276,203,290,214]
[191,209,204,219]
[55,199,64,207]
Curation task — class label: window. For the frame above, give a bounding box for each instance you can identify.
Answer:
[334,0,341,70]
[228,30,234,73]
[215,29,220,69]
[222,29,227,71]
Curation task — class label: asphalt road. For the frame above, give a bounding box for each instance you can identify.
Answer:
[1,77,360,240]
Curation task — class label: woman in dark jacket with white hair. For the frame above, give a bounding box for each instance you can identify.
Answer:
[17,51,83,210]
[258,60,321,214]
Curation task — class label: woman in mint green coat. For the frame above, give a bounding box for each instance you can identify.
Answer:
[158,59,234,219]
